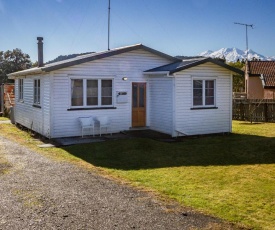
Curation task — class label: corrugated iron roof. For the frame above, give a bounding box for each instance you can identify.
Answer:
[8,44,179,78]
[145,58,244,75]
[248,61,275,88]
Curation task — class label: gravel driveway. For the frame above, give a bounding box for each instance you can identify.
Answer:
[0,135,239,230]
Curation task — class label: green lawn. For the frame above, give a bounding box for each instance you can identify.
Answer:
[0,121,274,229]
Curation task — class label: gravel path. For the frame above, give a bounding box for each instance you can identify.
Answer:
[0,135,239,230]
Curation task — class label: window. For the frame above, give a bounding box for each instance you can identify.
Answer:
[71,79,113,107]
[34,79,41,105]
[193,79,215,107]
[19,79,23,101]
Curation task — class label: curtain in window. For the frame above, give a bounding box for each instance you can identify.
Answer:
[193,80,203,106]
[205,80,214,105]
[87,80,98,106]
[101,80,112,105]
[71,79,83,106]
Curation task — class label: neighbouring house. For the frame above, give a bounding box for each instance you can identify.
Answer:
[8,38,243,138]
[245,61,275,99]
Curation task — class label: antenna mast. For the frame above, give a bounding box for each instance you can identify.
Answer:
[108,0,111,50]
[234,22,254,58]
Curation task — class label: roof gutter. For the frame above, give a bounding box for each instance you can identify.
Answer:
[7,68,44,79]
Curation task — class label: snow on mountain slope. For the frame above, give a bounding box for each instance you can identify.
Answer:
[198,48,274,62]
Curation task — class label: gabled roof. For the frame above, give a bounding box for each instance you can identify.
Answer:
[8,44,179,78]
[248,61,275,88]
[144,57,244,75]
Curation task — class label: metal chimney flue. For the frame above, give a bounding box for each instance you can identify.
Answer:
[37,37,44,67]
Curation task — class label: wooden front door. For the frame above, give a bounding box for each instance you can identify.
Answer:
[132,82,146,127]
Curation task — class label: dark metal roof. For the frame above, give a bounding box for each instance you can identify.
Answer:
[145,57,244,75]
[8,44,179,77]
[248,61,275,88]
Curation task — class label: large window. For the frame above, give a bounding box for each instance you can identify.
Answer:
[193,79,215,107]
[19,79,23,101]
[34,79,40,105]
[71,79,113,107]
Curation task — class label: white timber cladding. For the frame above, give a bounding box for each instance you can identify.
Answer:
[174,62,233,136]
[148,76,173,135]
[14,75,51,137]
[51,49,171,138]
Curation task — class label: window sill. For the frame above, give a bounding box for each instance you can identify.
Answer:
[33,104,41,108]
[18,100,24,103]
[67,106,117,111]
[190,107,218,110]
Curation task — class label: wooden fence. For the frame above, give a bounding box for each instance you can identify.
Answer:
[233,99,275,122]
[0,83,15,116]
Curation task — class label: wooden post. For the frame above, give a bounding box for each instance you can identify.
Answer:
[240,101,244,121]
[264,103,268,122]
[0,84,4,115]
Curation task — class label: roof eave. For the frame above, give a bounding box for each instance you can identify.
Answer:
[7,68,44,79]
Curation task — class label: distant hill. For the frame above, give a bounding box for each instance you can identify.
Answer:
[198,48,275,62]
[46,52,94,64]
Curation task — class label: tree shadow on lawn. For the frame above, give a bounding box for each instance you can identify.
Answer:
[62,133,275,170]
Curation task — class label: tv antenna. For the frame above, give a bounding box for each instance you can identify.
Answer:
[108,0,111,50]
[234,22,254,57]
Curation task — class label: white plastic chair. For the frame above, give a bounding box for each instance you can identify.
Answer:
[97,116,111,136]
[79,117,95,137]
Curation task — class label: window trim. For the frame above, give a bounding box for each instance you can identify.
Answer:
[70,77,114,109]
[33,78,41,106]
[18,78,24,102]
[192,77,216,108]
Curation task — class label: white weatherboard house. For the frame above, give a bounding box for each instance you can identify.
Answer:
[8,40,243,138]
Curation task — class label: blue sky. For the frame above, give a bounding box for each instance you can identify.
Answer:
[0,0,275,62]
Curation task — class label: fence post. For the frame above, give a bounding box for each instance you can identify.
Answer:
[240,101,244,120]
[0,84,4,115]
[264,103,268,122]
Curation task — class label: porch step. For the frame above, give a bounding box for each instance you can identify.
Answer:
[129,126,150,131]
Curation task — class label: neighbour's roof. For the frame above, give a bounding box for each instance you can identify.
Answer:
[248,61,275,88]
[144,57,244,75]
[8,44,179,78]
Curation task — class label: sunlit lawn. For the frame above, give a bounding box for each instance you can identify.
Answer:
[0,121,274,229]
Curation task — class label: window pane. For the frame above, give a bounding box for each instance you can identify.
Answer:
[102,97,112,105]
[139,84,145,107]
[205,97,214,105]
[101,80,112,105]
[71,79,83,106]
[205,80,214,105]
[193,97,203,106]
[193,80,202,88]
[193,80,202,106]
[205,89,214,96]
[34,79,40,104]
[87,80,98,106]
[205,80,214,88]
[132,84,138,108]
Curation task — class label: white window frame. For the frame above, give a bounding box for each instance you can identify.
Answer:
[192,77,216,108]
[18,78,24,101]
[70,77,114,108]
[33,79,41,106]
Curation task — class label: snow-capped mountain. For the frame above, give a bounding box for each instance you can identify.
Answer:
[198,48,275,62]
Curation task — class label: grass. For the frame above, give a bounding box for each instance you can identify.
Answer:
[0,116,9,121]
[0,121,274,229]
